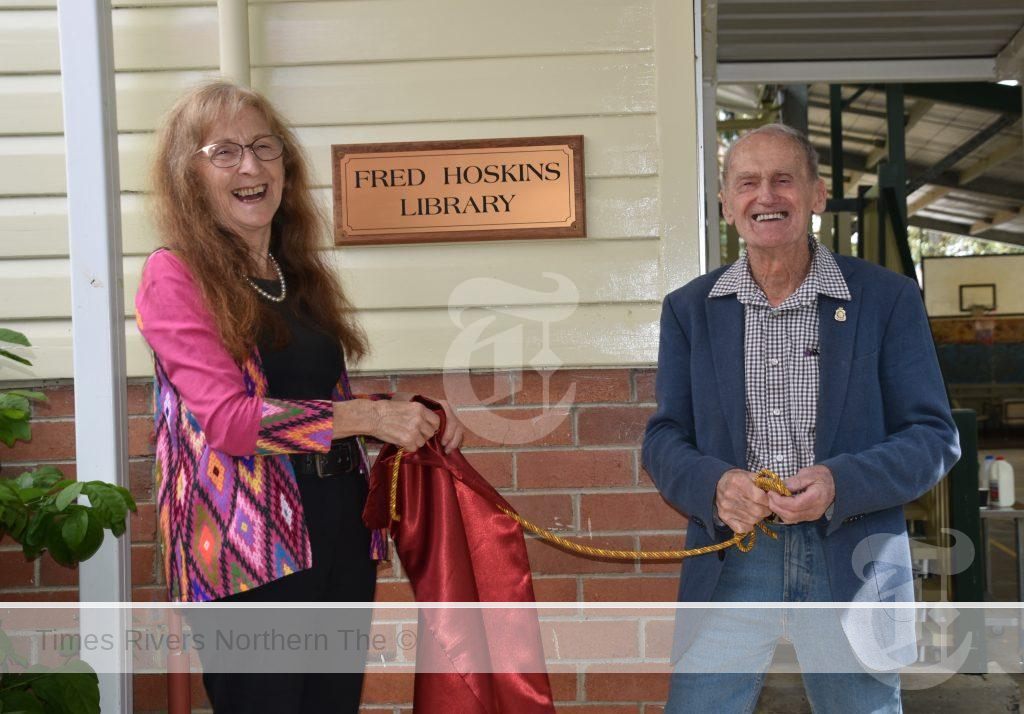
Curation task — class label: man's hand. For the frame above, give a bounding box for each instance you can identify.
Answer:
[768,464,835,524]
[715,469,773,533]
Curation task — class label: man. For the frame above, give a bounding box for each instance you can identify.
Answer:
[641,124,960,712]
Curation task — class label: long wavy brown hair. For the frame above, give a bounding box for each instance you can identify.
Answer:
[150,80,367,363]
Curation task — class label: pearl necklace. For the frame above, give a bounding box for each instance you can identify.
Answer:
[242,252,287,303]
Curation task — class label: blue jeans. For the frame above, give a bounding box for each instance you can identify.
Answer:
[666,522,902,714]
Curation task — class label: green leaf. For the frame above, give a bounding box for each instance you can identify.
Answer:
[60,509,88,550]
[0,350,30,367]
[12,474,33,490]
[28,467,63,490]
[24,663,99,714]
[0,394,29,418]
[24,512,50,548]
[71,514,103,563]
[0,330,29,348]
[80,484,127,529]
[0,420,30,447]
[114,486,137,513]
[44,519,74,567]
[0,690,45,714]
[3,391,45,403]
[14,488,46,505]
[53,483,82,512]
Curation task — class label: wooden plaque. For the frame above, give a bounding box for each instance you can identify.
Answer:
[331,135,585,245]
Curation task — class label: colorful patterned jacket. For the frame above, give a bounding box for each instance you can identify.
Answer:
[135,249,386,602]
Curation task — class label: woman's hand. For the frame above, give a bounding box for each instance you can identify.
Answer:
[364,400,440,452]
[390,393,465,454]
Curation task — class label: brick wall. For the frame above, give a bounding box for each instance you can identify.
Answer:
[0,368,683,713]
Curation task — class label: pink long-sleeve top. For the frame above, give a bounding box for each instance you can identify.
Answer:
[136,249,385,602]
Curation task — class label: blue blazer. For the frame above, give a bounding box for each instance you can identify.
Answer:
[642,254,961,664]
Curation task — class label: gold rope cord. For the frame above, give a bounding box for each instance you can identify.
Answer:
[387,448,792,561]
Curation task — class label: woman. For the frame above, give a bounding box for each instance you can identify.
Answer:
[136,81,463,713]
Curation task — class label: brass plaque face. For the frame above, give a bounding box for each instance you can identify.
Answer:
[332,136,585,245]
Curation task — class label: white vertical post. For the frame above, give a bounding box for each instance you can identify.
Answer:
[697,0,719,272]
[55,1,131,712]
[219,0,252,86]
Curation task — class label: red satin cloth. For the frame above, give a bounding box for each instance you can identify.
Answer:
[364,398,555,714]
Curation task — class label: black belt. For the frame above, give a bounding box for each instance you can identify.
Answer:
[290,438,361,478]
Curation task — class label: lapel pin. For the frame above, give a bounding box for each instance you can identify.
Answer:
[834,307,847,322]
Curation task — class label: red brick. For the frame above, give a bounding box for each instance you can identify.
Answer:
[377,558,399,578]
[583,577,679,603]
[518,449,633,489]
[533,576,577,602]
[127,382,153,415]
[634,370,657,403]
[638,535,686,575]
[131,502,158,543]
[132,585,168,602]
[644,619,675,660]
[549,668,579,701]
[39,556,78,587]
[132,543,158,586]
[557,705,640,714]
[397,372,513,407]
[541,620,639,660]
[527,536,635,575]
[577,407,654,447]
[463,451,513,489]
[583,667,670,702]
[130,459,156,502]
[3,420,76,461]
[35,387,76,418]
[580,492,687,532]
[361,670,415,704]
[128,416,155,457]
[460,407,573,448]
[504,493,574,532]
[375,579,415,603]
[516,369,631,405]
[349,376,394,396]
[646,706,666,714]
[0,550,36,588]
[132,672,208,712]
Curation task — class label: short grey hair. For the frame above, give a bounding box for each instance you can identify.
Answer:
[721,123,820,187]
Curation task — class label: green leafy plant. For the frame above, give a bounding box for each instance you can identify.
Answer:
[0,329,41,449]
[1,329,134,713]
[0,627,100,714]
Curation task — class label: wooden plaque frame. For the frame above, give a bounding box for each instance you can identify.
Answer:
[331,135,586,246]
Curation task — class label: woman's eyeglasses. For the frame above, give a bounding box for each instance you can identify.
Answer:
[195,134,285,168]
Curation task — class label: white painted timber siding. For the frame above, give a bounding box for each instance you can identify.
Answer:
[0,0,701,379]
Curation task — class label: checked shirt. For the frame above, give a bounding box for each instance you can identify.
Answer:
[709,238,851,486]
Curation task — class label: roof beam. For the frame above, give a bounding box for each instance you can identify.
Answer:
[958,134,1023,185]
[900,82,1022,116]
[909,216,1024,248]
[820,147,1024,203]
[970,207,1024,235]
[865,99,935,169]
[718,58,996,84]
[906,114,1020,193]
[908,186,952,216]
[996,23,1024,80]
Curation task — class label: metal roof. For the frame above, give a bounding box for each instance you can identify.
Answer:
[718,0,1024,63]
[711,0,1024,246]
